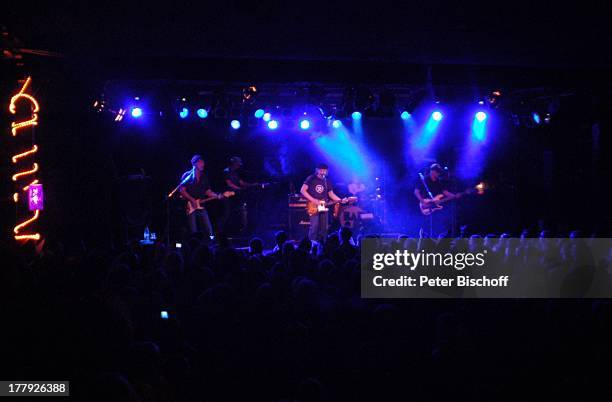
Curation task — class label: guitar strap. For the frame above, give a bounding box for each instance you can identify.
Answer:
[418,173,435,199]
[322,175,334,205]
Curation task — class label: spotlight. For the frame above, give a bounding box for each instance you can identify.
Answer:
[400,111,411,120]
[254,109,265,118]
[299,119,310,130]
[487,90,502,107]
[263,112,272,122]
[351,111,362,120]
[532,112,541,124]
[432,111,443,121]
[268,120,278,130]
[131,107,143,118]
[179,107,189,119]
[475,111,487,122]
[196,108,208,119]
[230,120,241,129]
[332,120,342,128]
[242,85,258,103]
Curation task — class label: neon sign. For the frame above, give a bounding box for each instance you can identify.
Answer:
[9,77,42,241]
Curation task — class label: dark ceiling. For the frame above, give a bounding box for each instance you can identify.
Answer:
[4,1,612,68]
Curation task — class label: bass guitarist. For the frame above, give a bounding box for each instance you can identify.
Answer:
[300,163,349,243]
[220,156,259,233]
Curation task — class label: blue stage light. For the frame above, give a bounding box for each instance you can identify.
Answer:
[332,120,342,128]
[475,111,487,122]
[268,120,278,130]
[263,112,272,122]
[179,107,189,119]
[532,112,541,124]
[351,111,362,120]
[400,111,411,120]
[299,119,310,130]
[432,111,443,121]
[196,108,208,119]
[131,107,143,118]
[230,120,241,129]
[254,109,265,118]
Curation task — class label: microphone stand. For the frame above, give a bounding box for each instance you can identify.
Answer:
[418,172,435,238]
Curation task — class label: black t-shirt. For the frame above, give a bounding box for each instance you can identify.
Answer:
[181,171,211,199]
[223,167,241,188]
[415,176,447,199]
[304,174,333,201]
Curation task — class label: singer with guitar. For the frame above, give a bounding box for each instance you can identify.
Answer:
[414,163,461,237]
[301,163,350,243]
[180,155,231,237]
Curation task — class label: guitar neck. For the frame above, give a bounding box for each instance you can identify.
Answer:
[440,190,471,203]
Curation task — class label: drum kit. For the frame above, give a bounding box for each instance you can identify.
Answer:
[335,180,385,231]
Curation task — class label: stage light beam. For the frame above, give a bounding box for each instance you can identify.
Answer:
[299,119,310,130]
[351,111,362,120]
[432,111,443,121]
[475,111,487,122]
[179,107,189,119]
[268,120,278,130]
[131,107,143,118]
[230,120,241,129]
[400,111,411,120]
[332,120,342,128]
[254,109,265,118]
[263,112,272,122]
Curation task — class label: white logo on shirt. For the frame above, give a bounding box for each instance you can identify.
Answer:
[315,184,325,194]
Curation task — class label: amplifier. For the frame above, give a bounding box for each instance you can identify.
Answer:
[288,194,310,239]
[288,193,308,209]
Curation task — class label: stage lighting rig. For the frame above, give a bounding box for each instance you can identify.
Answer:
[212,89,230,118]
[354,87,375,113]
[377,89,397,117]
[92,97,107,113]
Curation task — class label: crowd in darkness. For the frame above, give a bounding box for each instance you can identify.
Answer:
[2,227,612,401]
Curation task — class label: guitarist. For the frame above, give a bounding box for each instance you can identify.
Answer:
[300,163,346,243]
[414,163,461,237]
[180,155,225,237]
[220,156,259,233]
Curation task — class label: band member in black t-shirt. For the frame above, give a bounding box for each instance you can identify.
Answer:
[220,156,259,233]
[413,163,461,237]
[300,163,345,243]
[180,155,225,237]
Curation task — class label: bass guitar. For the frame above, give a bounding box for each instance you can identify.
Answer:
[306,196,358,217]
[185,191,235,216]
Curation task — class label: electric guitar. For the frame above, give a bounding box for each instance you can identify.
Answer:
[185,191,235,215]
[419,182,486,216]
[306,196,358,217]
